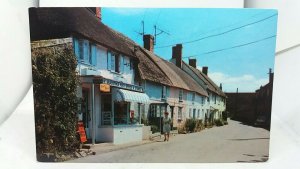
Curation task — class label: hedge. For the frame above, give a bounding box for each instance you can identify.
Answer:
[31,43,79,161]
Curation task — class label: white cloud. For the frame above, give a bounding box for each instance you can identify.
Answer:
[208,72,269,93]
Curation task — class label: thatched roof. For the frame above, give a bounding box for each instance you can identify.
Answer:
[29,7,138,59]
[141,49,208,97]
[182,62,226,97]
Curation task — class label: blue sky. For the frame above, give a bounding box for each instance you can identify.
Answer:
[102,8,278,92]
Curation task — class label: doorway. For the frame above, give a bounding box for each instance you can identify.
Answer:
[170,106,174,130]
[82,89,91,138]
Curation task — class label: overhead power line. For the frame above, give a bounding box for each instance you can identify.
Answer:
[155,13,278,49]
[183,35,276,58]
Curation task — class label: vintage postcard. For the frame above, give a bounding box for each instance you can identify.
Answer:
[29,7,277,162]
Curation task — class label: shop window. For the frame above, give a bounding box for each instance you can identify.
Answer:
[114,102,128,125]
[101,94,112,125]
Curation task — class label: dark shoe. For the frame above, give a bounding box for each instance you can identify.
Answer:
[164,138,166,141]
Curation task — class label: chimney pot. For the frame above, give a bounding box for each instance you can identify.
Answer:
[143,34,154,52]
[172,44,183,68]
[202,66,208,75]
[189,59,197,68]
[88,7,102,21]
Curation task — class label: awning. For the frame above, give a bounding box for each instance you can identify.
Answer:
[115,89,150,104]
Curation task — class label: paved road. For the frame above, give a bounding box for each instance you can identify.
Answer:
[70,119,270,163]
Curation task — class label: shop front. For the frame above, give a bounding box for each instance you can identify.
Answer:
[93,78,150,144]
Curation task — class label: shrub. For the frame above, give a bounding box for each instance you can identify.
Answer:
[223,121,228,125]
[185,119,196,133]
[32,43,79,161]
[177,126,187,134]
[194,119,204,132]
[150,125,159,133]
[215,119,224,126]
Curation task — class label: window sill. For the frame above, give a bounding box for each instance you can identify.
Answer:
[109,70,124,77]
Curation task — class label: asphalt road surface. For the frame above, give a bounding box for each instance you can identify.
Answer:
[70,119,270,163]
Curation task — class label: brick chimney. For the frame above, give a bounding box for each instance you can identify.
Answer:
[88,7,102,21]
[172,44,183,68]
[143,34,154,52]
[202,66,208,75]
[189,58,197,68]
[269,68,274,83]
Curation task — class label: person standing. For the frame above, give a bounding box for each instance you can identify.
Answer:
[163,112,171,141]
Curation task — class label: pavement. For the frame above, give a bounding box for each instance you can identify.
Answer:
[67,119,270,163]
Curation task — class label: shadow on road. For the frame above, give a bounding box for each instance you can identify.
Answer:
[229,137,269,141]
[237,154,269,163]
[237,157,268,163]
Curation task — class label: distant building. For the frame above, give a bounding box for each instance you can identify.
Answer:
[254,68,274,126]
[226,69,274,126]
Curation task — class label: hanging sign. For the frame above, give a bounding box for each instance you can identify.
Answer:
[100,83,111,92]
[77,121,87,143]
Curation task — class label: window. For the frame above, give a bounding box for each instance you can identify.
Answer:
[214,95,217,104]
[77,39,90,63]
[207,92,210,102]
[107,51,120,72]
[74,38,97,65]
[78,39,84,60]
[114,102,129,125]
[119,55,125,73]
[101,94,112,125]
[178,107,183,120]
[192,93,195,103]
[162,86,167,100]
[201,96,205,105]
[179,89,183,102]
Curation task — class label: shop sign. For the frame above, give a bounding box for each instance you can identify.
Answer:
[95,78,143,92]
[100,83,111,92]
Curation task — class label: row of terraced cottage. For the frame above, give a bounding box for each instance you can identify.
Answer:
[29,7,227,144]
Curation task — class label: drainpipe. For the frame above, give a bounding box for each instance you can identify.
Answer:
[91,83,96,145]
